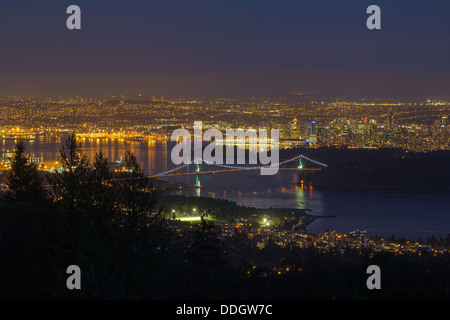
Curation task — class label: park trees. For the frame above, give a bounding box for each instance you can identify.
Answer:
[6,141,41,202]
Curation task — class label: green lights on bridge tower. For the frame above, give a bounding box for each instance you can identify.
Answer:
[298,157,303,169]
[194,161,201,188]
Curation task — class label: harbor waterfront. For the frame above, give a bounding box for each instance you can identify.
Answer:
[2,135,449,239]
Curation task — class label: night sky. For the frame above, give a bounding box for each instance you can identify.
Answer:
[1,0,450,98]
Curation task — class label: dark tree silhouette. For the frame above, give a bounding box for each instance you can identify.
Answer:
[48,132,90,215]
[89,150,116,219]
[5,141,41,201]
[115,150,157,230]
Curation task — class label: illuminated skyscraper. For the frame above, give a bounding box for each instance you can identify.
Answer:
[387,109,395,133]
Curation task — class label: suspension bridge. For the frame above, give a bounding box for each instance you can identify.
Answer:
[149,154,328,188]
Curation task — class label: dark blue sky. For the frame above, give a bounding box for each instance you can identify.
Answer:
[1,0,449,98]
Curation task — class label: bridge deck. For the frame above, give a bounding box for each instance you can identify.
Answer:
[151,167,321,178]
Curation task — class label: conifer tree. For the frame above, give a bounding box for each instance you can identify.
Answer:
[6,141,41,201]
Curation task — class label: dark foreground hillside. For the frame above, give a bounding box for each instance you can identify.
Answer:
[1,200,450,300]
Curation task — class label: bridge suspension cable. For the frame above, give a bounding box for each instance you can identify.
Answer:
[152,154,327,177]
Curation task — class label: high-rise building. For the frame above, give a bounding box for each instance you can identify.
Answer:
[387,109,395,132]
[309,121,317,144]
[289,118,300,139]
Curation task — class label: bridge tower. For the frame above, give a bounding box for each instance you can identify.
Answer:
[195,172,201,197]
[298,157,303,169]
[297,157,317,186]
[194,162,201,188]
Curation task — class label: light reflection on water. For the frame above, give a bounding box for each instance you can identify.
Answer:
[1,137,450,238]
